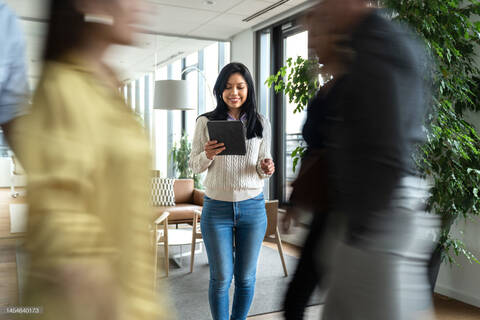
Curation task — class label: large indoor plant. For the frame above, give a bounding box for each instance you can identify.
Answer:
[381,0,480,282]
[266,0,480,280]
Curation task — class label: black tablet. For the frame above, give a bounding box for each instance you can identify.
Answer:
[207,120,246,156]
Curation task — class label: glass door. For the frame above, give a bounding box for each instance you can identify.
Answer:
[256,14,309,204]
[283,30,309,202]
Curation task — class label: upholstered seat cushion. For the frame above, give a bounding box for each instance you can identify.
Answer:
[154,203,203,223]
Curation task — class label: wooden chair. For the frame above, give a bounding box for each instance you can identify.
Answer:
[189,200,288,277]
[151,173,206,278]
[264,200,288,277]
[190,209,202,273]
[153,209,203,278]
[153,211,170,282]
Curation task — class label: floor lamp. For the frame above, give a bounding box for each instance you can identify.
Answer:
[153,79,196,178]
[153,69,214,176]
[153,80,196,111]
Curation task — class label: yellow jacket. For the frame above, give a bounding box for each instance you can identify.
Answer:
[14,57,169,320]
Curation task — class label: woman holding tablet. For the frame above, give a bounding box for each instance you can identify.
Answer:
[189,62,275,320]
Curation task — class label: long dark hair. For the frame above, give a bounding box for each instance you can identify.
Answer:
[201,62,263,139]
[43,0,85,61]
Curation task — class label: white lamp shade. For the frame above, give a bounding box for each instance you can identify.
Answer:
[153,80,195,110]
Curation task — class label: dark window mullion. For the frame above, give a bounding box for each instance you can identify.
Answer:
[272,25,286,203]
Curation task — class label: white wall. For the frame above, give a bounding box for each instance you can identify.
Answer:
[436,218,480,307]
[231,29,256,79]
[229,0,315,79]
[435,110,480,307]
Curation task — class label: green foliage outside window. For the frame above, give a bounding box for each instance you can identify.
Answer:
[266,56,321,172]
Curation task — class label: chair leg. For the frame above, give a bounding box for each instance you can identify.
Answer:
[190,215,197,273]
[275,227,288,277]
[11,177,17,198]
[164,218,169,277]
[153,225,158,287]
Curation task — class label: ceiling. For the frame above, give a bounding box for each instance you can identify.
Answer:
[4,0,310,84]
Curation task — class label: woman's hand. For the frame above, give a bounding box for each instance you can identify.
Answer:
[261,159,275,175]
[205,140,226,160]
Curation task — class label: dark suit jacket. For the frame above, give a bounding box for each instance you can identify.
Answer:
[321,10,431,236]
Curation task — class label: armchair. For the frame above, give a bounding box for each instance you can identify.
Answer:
[153,179,204,226]
[152,178,204,278]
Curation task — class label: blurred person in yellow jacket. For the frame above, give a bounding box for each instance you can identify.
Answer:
[13,0,171,319]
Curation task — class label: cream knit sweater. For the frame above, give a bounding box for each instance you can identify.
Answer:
[189,115,272,202]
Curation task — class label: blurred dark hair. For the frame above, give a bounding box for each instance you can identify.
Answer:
[44,0,85,61]
[201,62,263,140]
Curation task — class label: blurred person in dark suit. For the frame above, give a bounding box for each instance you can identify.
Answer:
[0,1,29,150]
[284,0,439,319]
[14,0,172,319]
[281,8,352,320]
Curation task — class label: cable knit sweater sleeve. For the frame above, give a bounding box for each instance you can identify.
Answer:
[189,116,213,174]
[256,115,273,179]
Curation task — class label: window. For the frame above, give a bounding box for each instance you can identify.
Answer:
[256,15,309,204]
[170,60,183,156]
[154,66,168,175]
[126,41,230,178]
[184,52,199,140]
[130,81,136,112]
[138,76,145,117]
[258,31,271,117]
[284,30,309,201]
[0,130,9,157]
[204,43,219,112]
[185,68,198,139]
[123,86,128,103]
[186,52,198,66]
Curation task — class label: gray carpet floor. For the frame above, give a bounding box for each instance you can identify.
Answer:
[16,243,323,319]
[158,244,323,320]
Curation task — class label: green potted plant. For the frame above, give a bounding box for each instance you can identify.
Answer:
[267,0,480,286]
[171,132,203,189]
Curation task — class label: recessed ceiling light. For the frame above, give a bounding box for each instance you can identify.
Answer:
[203,0,216,5]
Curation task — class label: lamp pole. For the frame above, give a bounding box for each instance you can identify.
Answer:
[180,65,216,108]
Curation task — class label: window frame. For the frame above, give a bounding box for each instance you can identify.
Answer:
[255,13,309,205]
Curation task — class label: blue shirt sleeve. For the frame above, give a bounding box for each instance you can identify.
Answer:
[0,3,29,125]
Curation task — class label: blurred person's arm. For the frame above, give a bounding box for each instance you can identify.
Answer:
[189,116,213,174]
[281,204,302,233]
[0,5,29,149]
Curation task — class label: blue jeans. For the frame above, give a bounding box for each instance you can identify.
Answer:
[201,193,267,320]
